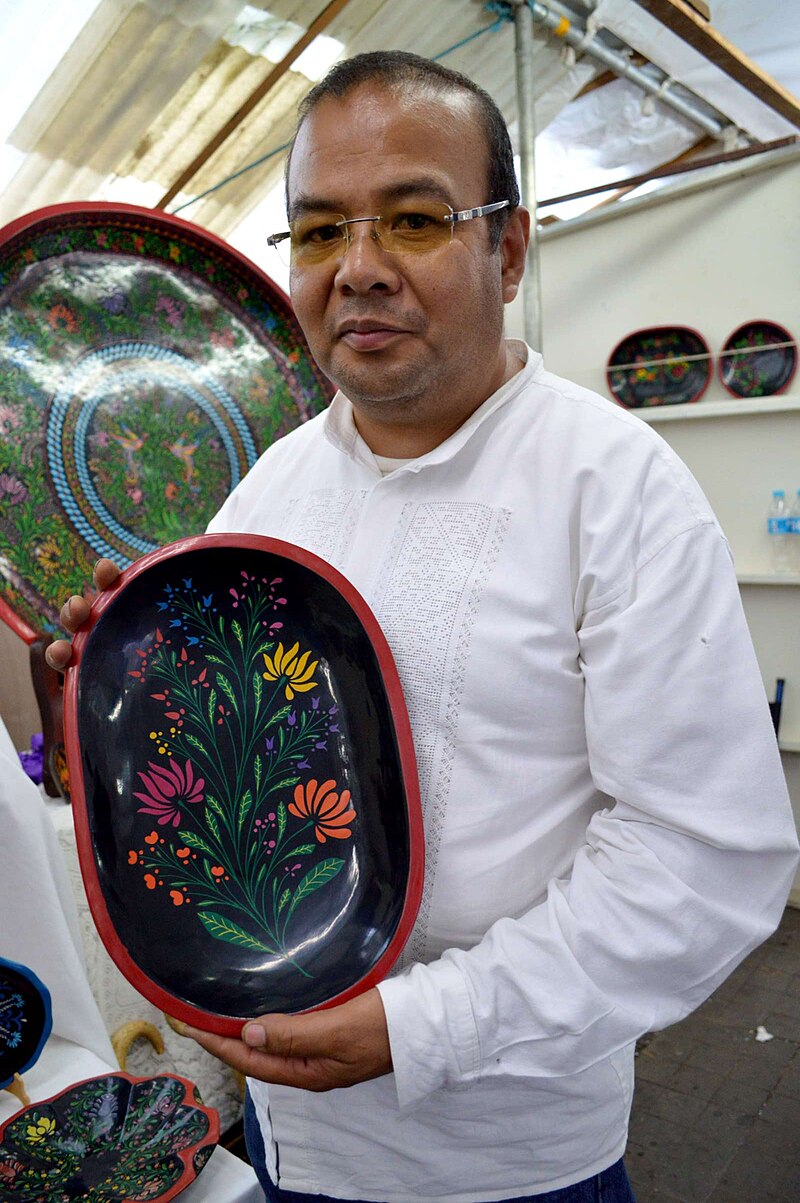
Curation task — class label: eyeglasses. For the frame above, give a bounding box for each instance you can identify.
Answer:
[267,199,510,266]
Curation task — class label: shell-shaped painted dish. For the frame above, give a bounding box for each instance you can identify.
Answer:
[607,325,711,408]
[0,957,52,1091]
[0,202,331,644]
[65,534,424,1035]
[719,319,797,398]
[0,1072,218,1202]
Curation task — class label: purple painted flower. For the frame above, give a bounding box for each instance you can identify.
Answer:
[155,294,184,327]
[0,473,27,504]
[101,290,127,315]
[134,758,204,827]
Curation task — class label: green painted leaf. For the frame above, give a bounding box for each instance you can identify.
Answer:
[256,863,267,885]
[290,859,344,911]
[205,794,224,817]
[238,790,253,827]
[277,888,291,915]
[232,619,244,648]
[268,775,300,795]
[206,654,224,664]
[205,808,221,843]
[266,705,292,729]
[283,844,315,857]
[185,733,207,756]
[216,673,238,710]
[207,688,217,725]
[253,671,263,711]
[197,911,275,952]
[277,802,287,841]
[254,754,262,792]
[178,830,215,856]
[256,641,275,656]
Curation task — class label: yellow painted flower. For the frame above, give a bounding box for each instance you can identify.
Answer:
[36,536,62,577]
[263,641,318,701]
[26,1115,55,1143]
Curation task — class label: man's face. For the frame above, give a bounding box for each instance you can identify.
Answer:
[285,83,524,446]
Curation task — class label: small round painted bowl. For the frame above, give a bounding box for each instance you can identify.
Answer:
[607,326,711,408]
[0,957,52,1091]
[0,1072,218,1202]
[719,319,797,398]
[65,534,424,1035]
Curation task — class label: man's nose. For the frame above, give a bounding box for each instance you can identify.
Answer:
[334,221,402,294]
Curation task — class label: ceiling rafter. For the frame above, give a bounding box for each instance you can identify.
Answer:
[156,0,353,210]
[632,0,800,129]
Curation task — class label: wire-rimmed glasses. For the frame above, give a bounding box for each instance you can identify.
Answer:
[267,199,510,266]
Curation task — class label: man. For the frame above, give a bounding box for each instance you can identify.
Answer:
[49,51,798,1203]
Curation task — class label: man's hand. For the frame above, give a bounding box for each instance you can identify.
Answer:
[44,558,122,672]
[172,987,392,1092]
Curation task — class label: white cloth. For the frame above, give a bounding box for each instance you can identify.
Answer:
[208,342,799,1201]
[0,718,114,1065]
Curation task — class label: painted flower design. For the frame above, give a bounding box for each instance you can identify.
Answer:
[262,641,318,700]
[25,1115,55,1144]
[0,472,28,504]
[134,758,204,827]
[289,778,356,843]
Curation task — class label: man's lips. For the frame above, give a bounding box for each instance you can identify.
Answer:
[336,320,412,351]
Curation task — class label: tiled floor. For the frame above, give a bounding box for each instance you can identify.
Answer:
[627,907,800,1203]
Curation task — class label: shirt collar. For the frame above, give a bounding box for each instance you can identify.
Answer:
[324,340,542,474]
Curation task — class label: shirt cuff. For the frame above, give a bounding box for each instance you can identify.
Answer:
[376,956,481,1109]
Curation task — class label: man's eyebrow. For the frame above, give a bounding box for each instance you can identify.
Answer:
[288,178,453,220]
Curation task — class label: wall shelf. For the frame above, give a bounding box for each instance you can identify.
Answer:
[738,574,800,586]
[629,395,800,424]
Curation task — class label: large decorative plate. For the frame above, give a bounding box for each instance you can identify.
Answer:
[607,326,711,408]
[0,1072,218,1202]
[719,319,797,398]
[0,202,331,644]
[0,958,52,1091]
[65,535,423,1034]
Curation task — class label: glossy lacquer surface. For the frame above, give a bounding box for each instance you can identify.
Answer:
[66,535,423,1033]
[607,326,711,408]
[0,957,52,1090]
[719,319,797,398]
[0,202,330,643]
[0,1072,218,1202]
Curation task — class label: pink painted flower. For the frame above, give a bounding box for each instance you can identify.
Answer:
[0,473,27,504]
[134,758,204,827]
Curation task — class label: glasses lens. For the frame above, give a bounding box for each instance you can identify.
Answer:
[288,215,348,264]
[379,201,453,254]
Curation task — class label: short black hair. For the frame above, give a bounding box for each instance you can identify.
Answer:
[286,50,519,250]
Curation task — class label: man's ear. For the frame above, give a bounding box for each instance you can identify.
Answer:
[500,206,530,305]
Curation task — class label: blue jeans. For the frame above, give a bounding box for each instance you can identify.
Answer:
[243,1091,637,1203]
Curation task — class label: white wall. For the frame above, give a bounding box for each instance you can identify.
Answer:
[518,149,800,903]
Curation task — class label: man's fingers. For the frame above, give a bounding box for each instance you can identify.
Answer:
[60,594,90,634]
[94,558,121,591]
[45,639,75,673]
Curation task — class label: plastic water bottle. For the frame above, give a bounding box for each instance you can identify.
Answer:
[788,488,800,575]
[768,490,792,574]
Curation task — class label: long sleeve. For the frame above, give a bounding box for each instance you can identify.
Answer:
[377,521,799,1108]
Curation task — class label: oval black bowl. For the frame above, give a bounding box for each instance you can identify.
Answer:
[65,534,423,1035]
[719,319,797,398]
[607,325,711,408]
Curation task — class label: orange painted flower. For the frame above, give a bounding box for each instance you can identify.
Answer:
[289,778,356,843]
[262,641,318,701]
